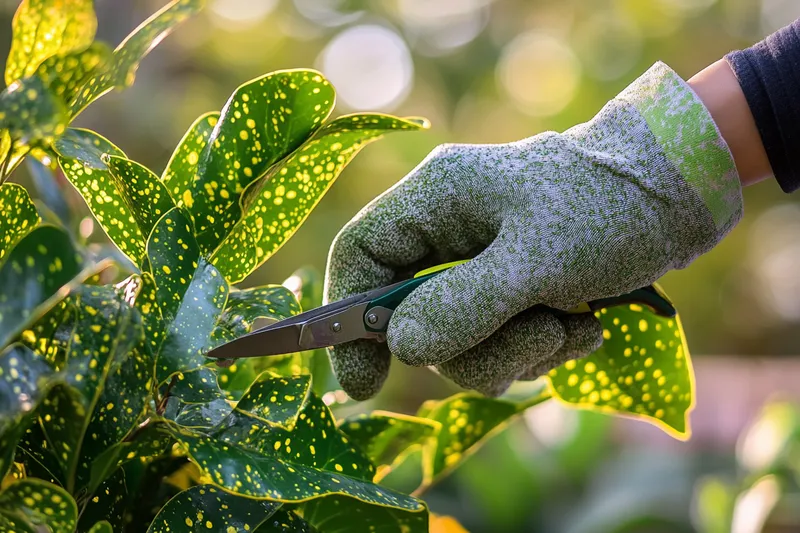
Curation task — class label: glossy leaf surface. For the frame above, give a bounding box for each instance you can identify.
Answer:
[213,114,429,282]
[301,495,429,533]
[0,183,39,260]
[162,112,219,201]
[183,70,334,255]
[0,479,77,532]
[548,304,694,439]
[215,285,300,339]
[147,484,281,532]
[5,0,97,84]
[54,128,146,264]
[69,0,203,117]
[34,42,111,104]
[0,75,68,145]
[0,225,83,349]
[146,207,228,382]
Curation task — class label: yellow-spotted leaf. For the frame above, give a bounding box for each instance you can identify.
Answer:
[255,509,315,532]
[300,495,429,533]
[163,367,231,430]
[146,207,228,382]
[39,285,142,493]
[88,423,171,493]
[0,75,68,146]
[167,385,424,511]
[106,155,176,241]
[0,183,39,260]
[147,484,281,533]
[216,285,301,339]
[183,70,334,256]
[162,112,219,201]
[547,303,694,439]
[0,478,77,533]
[235,372,311,428]
[339,412,439,481]
[78,469,128,531]
[5,0,97,85]
[0,225,85,349]
[69,0,203,117]
[34,43,111,104]
[54,128,147,265]
[213,114,430,282]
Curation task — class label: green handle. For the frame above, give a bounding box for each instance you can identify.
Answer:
[364,260,676,333]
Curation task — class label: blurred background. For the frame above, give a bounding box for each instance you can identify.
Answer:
[3,0,800,531]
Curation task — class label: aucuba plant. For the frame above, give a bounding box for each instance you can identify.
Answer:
[0,0,696,531]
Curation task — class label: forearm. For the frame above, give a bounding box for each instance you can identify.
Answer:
[688,59,772,187]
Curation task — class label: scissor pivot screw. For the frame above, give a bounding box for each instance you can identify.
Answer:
[331,322,342,333]
[366,313,378,325]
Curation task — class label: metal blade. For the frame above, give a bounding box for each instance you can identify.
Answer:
[205,322,304,359]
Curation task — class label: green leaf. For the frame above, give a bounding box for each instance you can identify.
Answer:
[88,521,114,533]
[0,183,40,261]
[301,495,429,533]
[34,43,112,104]
[181,70,335,256]
[0,344,55,479]
[17,422,64,485]
[215,285,301,339]
[339,413,439,480]
[5,0,97,85]
[0,75,68,145]
[78,469,128,532]
[146,207,228,382]
[106,155,177,241]
[0,479,77,533]
[88,423,170,493]
[212,114,429,283]
[235,372,311,428]
[39,286,142,493]
[256,510,316,532]
[147,484,281,532]
[54,128,147,265]
[69,0,204,117]
[0,225,85,349]
[165,368,231,431]
[167,381,423,510]
[162,112,219,200]
[547,302,695,439]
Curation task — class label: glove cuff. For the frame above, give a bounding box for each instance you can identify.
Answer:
[615,61,743,236]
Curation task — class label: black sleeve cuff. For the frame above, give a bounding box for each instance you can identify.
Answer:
[725,19,800,193]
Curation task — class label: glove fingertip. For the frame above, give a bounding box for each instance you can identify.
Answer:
[329,340,391,401]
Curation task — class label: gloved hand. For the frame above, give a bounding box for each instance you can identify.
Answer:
[325,62,743,401]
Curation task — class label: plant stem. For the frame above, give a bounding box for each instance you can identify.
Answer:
[0,140,14,184]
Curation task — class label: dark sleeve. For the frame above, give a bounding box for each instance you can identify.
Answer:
[725,19,800,193]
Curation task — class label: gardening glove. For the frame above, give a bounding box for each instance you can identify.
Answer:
[325,62,743,401]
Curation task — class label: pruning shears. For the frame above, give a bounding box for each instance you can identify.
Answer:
[204,260,677,363]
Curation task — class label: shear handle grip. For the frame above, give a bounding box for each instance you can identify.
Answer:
[364,269,676,333]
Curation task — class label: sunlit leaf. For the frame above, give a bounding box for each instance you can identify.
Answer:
[0,478,77,532]
[213,114,429,283]
[147,484,281,532]
[215,285,300,339]
[147,207,228,382]
[54,128,147,265]
[301,495,429,533]
[429,514,470,533]
[181,70,335,256]
[339,412,439,481]
[0,183,40,261]
[106,155,176,241]
[0,76,68,145]
[39,285,142,493]
[69,0,204,117]
[0,225,85,349]
[548,303,694,439]
[162,112,219,200]
[235,372,311,429]
[34,42,112,104]
[5,0,97,85]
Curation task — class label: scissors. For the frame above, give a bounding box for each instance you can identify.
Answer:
[204,260,677,362]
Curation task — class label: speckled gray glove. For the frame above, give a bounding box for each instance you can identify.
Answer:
[325,62,743,401]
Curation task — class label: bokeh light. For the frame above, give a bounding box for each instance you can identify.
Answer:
[318,24,413,111]
[397,0,490,56]
[573,12,643,81]
[209,0,278,28]
[497,32,581,117]
[293,0,363,28]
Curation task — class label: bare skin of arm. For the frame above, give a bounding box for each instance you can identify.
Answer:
[688,59,773,187]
